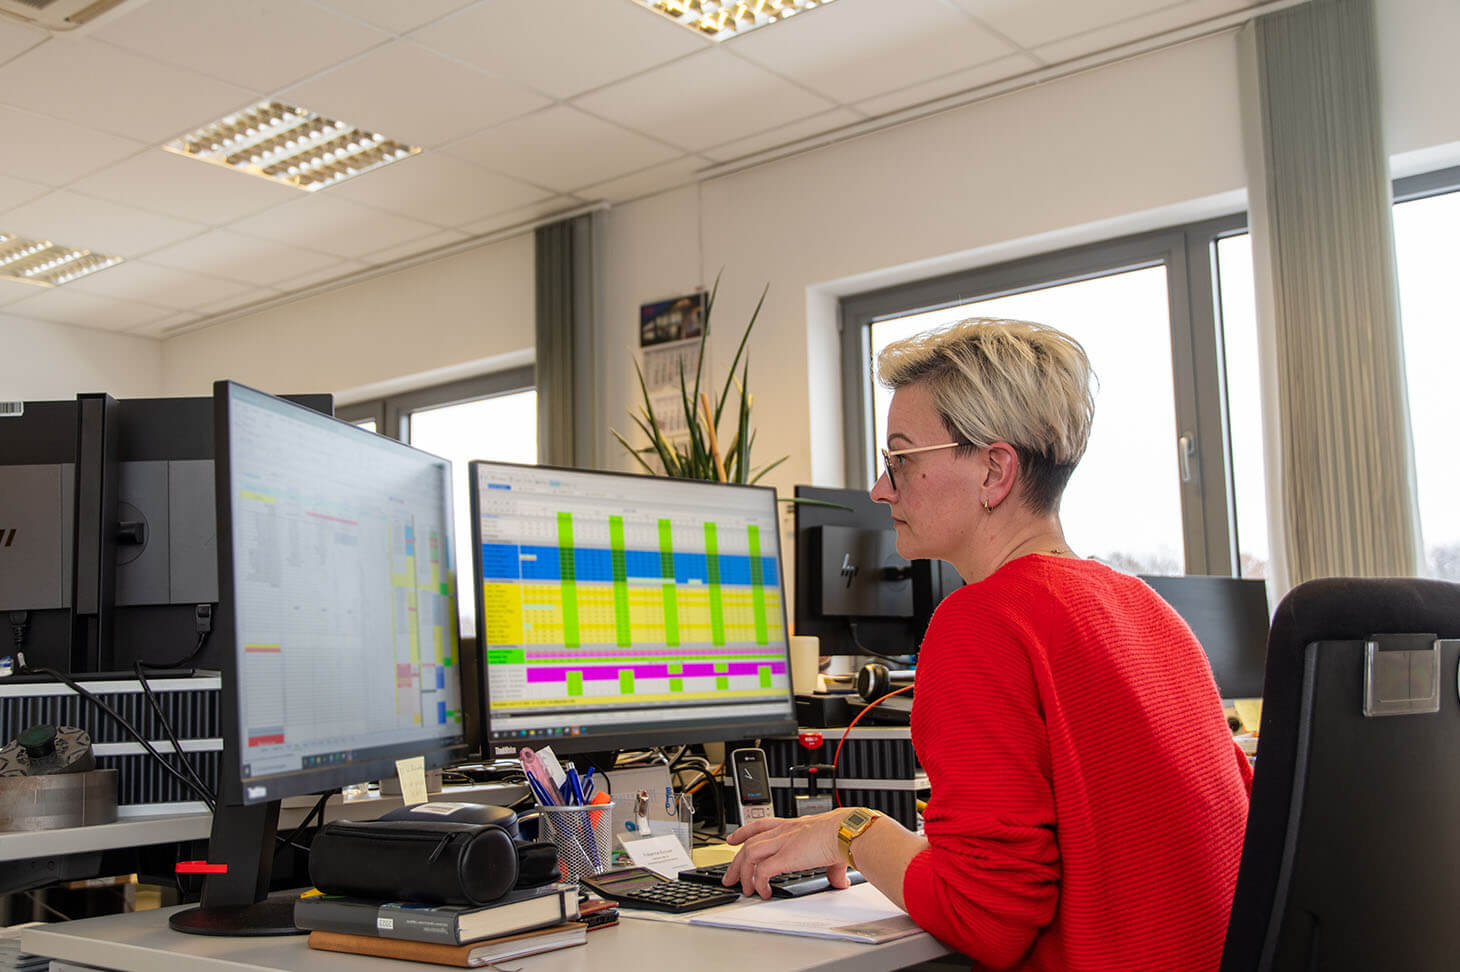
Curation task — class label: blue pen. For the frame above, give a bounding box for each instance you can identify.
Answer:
[525,773,557,807]
[581,766,596,800]
[564,766,585,805]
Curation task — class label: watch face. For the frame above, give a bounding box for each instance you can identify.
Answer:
[843,808,871,831]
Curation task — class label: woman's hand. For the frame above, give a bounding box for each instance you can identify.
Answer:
[722,809,855,899]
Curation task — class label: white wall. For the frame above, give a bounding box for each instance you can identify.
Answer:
[597,34,1250,493]
[159,234,534,399]
[3,315,162,400]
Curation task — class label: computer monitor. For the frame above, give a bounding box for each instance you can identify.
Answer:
[468,461,797,762]
[0,393,331,675]
[1139,574,1270,699]
[793,485,962,657]
[170,381,468,935]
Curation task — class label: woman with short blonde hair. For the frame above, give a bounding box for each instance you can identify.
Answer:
[726,317,1251,972]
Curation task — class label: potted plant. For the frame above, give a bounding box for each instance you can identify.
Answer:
[614,275,786,484]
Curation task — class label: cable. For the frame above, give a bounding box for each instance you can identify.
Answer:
[672,763,726,835]
[133,660,215,814]
[831,684,915,808]
[137,627,212,672]
[275,791,332,857]
[18,665,218,808]
[846,621,916,664]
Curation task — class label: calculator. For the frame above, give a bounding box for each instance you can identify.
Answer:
[580,866,740,913]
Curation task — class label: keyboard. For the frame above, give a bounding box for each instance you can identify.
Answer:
[580,867,741,913]
[678,861,866,897]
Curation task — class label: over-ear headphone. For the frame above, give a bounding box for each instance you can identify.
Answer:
[856,662,916,702]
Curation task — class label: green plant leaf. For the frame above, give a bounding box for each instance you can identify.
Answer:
[611,428,658,475]
[715,282,768,424]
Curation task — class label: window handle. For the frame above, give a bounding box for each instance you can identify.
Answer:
[1177,433,1196,483]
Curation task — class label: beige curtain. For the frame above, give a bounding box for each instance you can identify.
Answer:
[1238,0,1422,593]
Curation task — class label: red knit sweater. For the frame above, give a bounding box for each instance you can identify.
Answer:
[902,555,1252,972]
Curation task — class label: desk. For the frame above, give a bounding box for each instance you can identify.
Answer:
[21,900,950,972]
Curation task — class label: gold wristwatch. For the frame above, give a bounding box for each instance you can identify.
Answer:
[836,808,883,869]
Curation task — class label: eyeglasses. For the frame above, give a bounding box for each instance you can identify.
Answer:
[879,441,966,490]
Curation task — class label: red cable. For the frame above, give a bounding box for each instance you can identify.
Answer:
[832,683,914,808]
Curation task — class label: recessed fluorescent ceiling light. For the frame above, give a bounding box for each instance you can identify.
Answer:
[0,234,122,287]
[633,0,837,40]
[163,101,420,192]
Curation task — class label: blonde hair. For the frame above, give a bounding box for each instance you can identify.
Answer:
[876,318,1096,512]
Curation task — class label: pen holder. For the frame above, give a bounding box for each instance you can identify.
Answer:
[530,802,614,882]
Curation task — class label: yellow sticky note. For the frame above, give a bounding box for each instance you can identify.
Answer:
[395,756,428,807]
[1233,698,1263,734]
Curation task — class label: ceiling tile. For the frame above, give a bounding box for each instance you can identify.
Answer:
[230,194,445,259]
[699,108,865,164]
[89,0,391,92]
[4,190,206,258]
[190,291,282,320]
[328,152,554,226]
[443,106,683,192]
[0,277,40,307]
[577,155,709,205]
[729,0,1013,105]
[144,228,345,287]
[359,228,469,266]
[574,49,835,153]
[950,0,1177,50]
[411,0,707,100]
[273,259,369,293]
[5,287,174,333]
[71,150,301,225]
[852,52,1042,117]
[281,40,551,148]
[64,260,254,311]
[312,0,477,36]
[0,106,146,186]
[0,17,46,65]
[457,195,590,237]
[0,172,47,211]
[1030,0,1255,63]
[0,37,255,143]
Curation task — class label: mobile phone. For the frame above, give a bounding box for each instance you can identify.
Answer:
[730,747,775,824]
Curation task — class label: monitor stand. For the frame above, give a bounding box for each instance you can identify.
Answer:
[169,800,307,937]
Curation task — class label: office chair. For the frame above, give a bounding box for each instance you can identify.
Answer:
[1220,577,1460,971]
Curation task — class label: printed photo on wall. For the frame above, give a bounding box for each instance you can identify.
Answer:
[639,291,707,348]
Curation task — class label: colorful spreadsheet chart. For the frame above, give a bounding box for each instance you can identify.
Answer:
[470,462,796,748]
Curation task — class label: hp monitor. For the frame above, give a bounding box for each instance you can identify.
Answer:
[170,381,467,935]
[469,462,796,761]
[793,485,961,657]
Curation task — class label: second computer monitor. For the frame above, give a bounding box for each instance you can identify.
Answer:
[469,462,796,756]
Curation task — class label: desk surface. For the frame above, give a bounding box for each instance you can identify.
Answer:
[22,902,950,972]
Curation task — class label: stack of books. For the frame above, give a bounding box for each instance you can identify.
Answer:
[295,882,592,968]
[0,923,48,972]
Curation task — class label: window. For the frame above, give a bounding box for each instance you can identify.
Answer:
[1393,170,1460,579]
[843,220,1246,576]
[337,366,536,635]
[1211,166,1460,582]
[1214,234,1268,579]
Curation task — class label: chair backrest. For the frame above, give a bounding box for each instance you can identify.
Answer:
[1221,577,1460,971]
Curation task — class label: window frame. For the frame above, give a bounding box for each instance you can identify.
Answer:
[336,365,536,443]
[839,216,1247,576]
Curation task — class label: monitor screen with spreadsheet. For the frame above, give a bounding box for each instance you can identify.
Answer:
[215,381,467,804]
[469,461,796,756]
